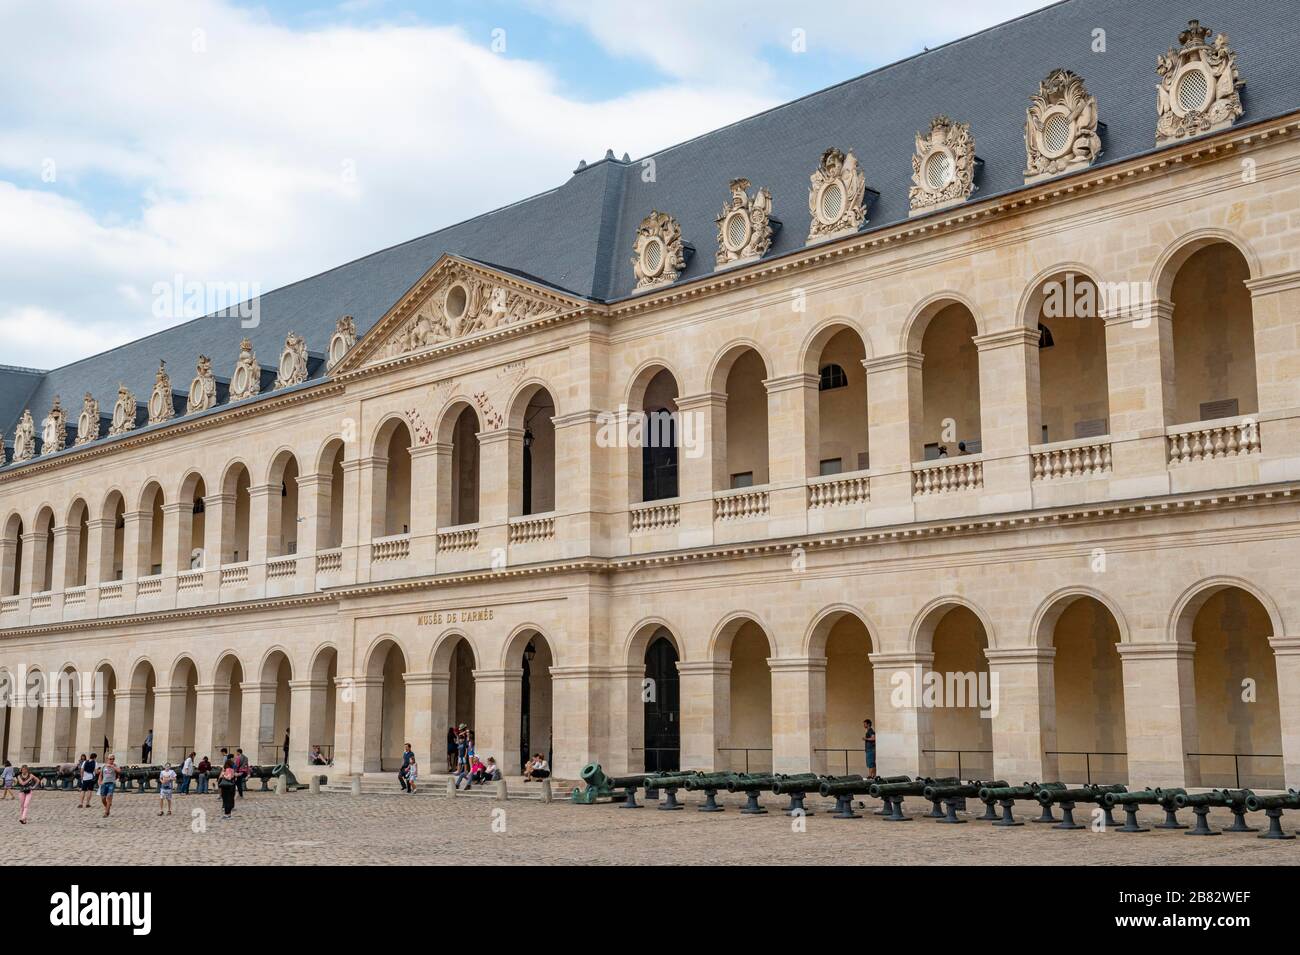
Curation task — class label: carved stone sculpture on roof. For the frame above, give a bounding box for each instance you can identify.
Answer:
[908,115,977,215]
[187,355,218,414]
[109,384,138,436]
[148,360,175,425]
[631,210,686,291]
[327,315,357,370]
[229,338,262,401]
[1024,69,1102,183]
[716,178,774,267]
[75,393,100,446]
[11,409,36,463]
[1156,20,1244,145]
[40,397,67,455]
[274,331,310,390]
[806,147,869,243]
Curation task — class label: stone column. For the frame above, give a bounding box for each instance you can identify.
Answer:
[983,647,1057,783]
[672,393,724,546]
[769,656,826,774]
[112,688,146,762]
[1246,271,1300,477]
[38,700,60,763]
[609,664,645,774]
[19,525,40,593]
[246,483,275,591]
[476,428,512,557]
[85,517,111,588]
[0,536,18,598]
[4,691,35,763]
[346,676,384,774]
[1268,638,1300,789]
[51,523,73,592]
[288,678,326,769]
[296,473,326,557]
[677,660,729,772]
[764,373,819,534]
[1104,300,1174,497]
[550,665,604,779]
[407,443,441,564]
[863,352,923,520]
[1116,641,1198,787]
[201,492,232,590]
[339,456,364,582]
[193,684,224,758]
[401,671,437,773]
[160,501,189,580]
[973,327,1040,512]
[238,680,275,763]
[73,672,98,758]
[152,685,187,764]
[472,668,523,774]
[868,652,934,777]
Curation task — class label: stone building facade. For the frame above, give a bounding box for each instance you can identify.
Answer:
[2,3,1300,789]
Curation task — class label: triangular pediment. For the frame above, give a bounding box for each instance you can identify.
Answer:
[334,254,590,374]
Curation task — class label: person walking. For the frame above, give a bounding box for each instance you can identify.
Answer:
[405,754,418,794]
[282,731,290,766]
[196,755,211,795]
[234,748,249,798]
[141,729,153,763]
[446,726,457,772]
[15,765,36,824]
[862,718,877,778]
[158,763,176,816]
[217,758,237,820]
[1,760,14,800]
[96,755,120,817]
[78,753,98,808]
[398,743,413,792]
[179,752,195,795]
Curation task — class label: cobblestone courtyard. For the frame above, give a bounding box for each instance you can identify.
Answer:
[1,787,1295,865]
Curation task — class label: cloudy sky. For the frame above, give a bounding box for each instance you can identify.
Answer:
[0,0,1048,370]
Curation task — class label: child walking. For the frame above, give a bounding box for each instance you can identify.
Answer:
[1,760,14,800]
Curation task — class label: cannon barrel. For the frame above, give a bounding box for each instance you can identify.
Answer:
[978,781,1065,802]
[1102,787,1185,808]
[816,774,868,797]
[870,776,954,799]
[604,773,655,790]
[1174,789,1251,809]
[682,772,739,791]
[642,772,698,789]
[1244,790,1300,812]
[726,773,778,793]
[770,773,822,795]
[1036,784,1126,805]
[926,780,1007,800]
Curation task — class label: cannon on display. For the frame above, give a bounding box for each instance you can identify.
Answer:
[1173,789,1256,836]
[1244,790,1300,840]
[1034,783,1126,829]
[923,780,1008,824]
[1100,788,1187,832]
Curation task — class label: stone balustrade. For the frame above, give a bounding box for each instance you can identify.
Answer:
[713,487,770,521]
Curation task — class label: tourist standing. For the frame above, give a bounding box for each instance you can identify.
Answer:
[1,760,14,799]
[234,748,249,798]
[15,765,36,824]
[863,719,876,778]
[79,753,98,808]
[96,755,120,817]
[217,758,237,820]
[405,754,418,794]
[282,731,290,765]
[141,729,153,763]
[196,755,211,794]
[158,763,176,816]
[180,752,195,794]
[399,743,413,792]
[446,726,457,772]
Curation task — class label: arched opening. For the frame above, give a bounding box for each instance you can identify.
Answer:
[267,452,301,557]
[2,514,23,597]
[820,613,876,776]
[447,407,480,526]
[1186,586,1282,788]
[259,651,293,764]
[925,605,992,778]
[512,386,557,517]
[318,440,346,550]
[1168,242,1258,425]
[713,347,770,489]
[629,367,680,503]
[33,506,55,593]
[103,492,126,581]
[135,484,165,578]
[212,655,245,755]
[721,619,773,773]
[517,632,554,774]
[1047,596,1127,783]
[87,664,116,755]
[127,660,157,763]
[1031,272,1110,442]
[382,423,413,537]
[917,303,981,459]
[810,328,869,475]
[18,668,45,762]
[179,475,207,570]
[643,631,680,772]
[308,646,338,766]
[364,640,407,772]
[166,658,199,764]
[51,666,80,762]
[67,499,89,588]
[220,465,251,564]
[448,639,476,755]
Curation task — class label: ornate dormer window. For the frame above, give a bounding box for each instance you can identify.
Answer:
[715,178,775,268]
[1156,20,1244,145]
[108,384,138,436]
[39,397,66,455]
[327,315,357,370]
[11,409,36,463]
[806,147,870,243]
[75,393,100,446]
[631,210,687,292]
[1024,69,1101,183]
[274,331,309,389]
[186,355,218,414]
[148,360,175,425]
[909,116,977,216]
[229,338,262,401]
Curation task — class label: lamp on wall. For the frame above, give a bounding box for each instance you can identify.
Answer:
[525,641,536,663]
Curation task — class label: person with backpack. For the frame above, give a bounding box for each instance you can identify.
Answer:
[217,757,238,820]
[196,755,212,794]
[78,753,98,808]
[234,748,250,798]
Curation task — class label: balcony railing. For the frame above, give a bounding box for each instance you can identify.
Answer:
[64,586,87,605]
[630,500,680,533]
[266,555,298,580]
[1031,438,1112,482]
[807,471,871,509]
[912,455,984,496]
[371,534,411,562]
[31,590,53,610]
[0,596,19,614]
[99,580,123,601]
[136,574,163,596]
[315,548,342,574]
[1167,416,1261,466]
[508,515,555,544]
[436,528,478,553]
[177,569,204,592]
[713,487,770,522]
[219,563,249,587]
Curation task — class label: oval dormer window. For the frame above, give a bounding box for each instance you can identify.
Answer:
[819,180,844,223]
[724,210,749,251]
[924,150,953,191]
[1176,66,1210,114]
[642,237,665,276]
[1042,111,1072,157]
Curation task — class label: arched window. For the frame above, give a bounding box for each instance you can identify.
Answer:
[818,363,849,391]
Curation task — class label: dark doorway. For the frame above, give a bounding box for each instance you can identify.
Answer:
[643,633,680,772]
[641,409,678,502]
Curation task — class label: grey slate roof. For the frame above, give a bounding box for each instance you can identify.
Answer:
[6,0,1299,464]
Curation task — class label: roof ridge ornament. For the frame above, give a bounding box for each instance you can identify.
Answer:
[1155,19,1244,145]
[186,354,218,414]
[148,360,175,425]
[909,116,977,216]
[1024,69,1102,184]
[12,409,36,463]
[806,147,869,244]
[40,396,66,455]
[75,393,100,447]
[229,338,262,401]
[716,178,776,269]
[274,331,309,390]
[631,210,687,292]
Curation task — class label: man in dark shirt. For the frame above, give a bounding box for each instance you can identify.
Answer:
[863,719,877,778]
